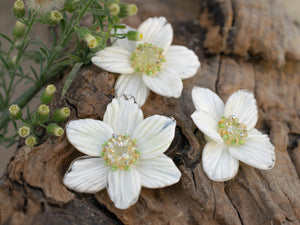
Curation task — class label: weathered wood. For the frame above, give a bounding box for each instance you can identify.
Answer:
[1,0,300,224]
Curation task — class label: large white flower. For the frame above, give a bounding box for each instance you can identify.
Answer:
[92,17,200,106]
[191,87,275,182]
[63,96,181,209]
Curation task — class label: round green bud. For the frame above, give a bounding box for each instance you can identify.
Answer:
[44,11,63,26]
[40,84,56,104]
[25,136,37,146]
[12,21,26,39]
[64,0,79,12]
[46,123,64,137]
[127,31,143,41]
[13,0,25,18]
[118,4,137,18]
[52,107,70,123]
[9,104,22,120]
[108,3,120,15]
[32,104,49,122]
[18,124,31,138]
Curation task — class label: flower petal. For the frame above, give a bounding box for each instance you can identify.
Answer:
[191,110,223,144]
[111,26,137,52]
[133,115,176,159]
[229,128,275,170]
[103,96,143,136]
[142,67,183,98]
[202,142,239,182]
[138,17,173,51]
[107,168,141,209]
[224,90,258,130]
[114,73,150,107]
[66,119,114,156]
[63,156,109,193]
[92,46,134,74]
[165,45,200,79]
[192,87,224,123]
[137,154,181,188]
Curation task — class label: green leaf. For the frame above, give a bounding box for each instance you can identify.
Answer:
[61,62,83,98]
[0,33,13,44]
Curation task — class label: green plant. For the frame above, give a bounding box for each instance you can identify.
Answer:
[0,0,138,146]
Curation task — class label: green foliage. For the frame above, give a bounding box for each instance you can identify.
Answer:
[0,0,138,146]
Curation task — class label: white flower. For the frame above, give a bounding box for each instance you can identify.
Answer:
[191,87,275,182]
[92,17,201,106]
[63,96,181,209]
[26,0,65,13]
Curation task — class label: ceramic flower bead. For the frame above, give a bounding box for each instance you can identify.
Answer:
[63,96,181,209]
[92,17,200,106]
[191,87,275,182]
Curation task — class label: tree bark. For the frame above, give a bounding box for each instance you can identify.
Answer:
[1,0,300,224]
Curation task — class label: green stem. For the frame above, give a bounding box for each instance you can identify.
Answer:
[3,14,37,108]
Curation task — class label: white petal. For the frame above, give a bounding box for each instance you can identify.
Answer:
[191,111,223,144]
[142,67,183,98]
[63,156,109,193]
[137,154,181,188]
[224,90,258,130]
[114,73,150,107]
[165,45,200,79]
[66,119,114,156]
[111,26,137,52]
[132,115,176,159]
[192,87,224,123]
[229,128,275,170]
[103,96,143,136]
[138,17,173,51]
[202,142,239,182]
[107,168,141,209]
[92,46,134,74]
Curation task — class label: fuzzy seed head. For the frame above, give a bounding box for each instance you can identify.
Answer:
[26,0,65,13]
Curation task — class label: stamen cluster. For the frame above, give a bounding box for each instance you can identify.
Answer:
[130,43,165,76]
[102,134,140,171]
[217,115,248,146]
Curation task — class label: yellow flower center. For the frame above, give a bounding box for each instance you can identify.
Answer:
[102,134,140,171]
[218,115,248,146]
[130,43,165,76]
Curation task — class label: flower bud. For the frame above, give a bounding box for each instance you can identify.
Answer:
[32,104,49,122]
[13,0,25,18]
[40,84,56,104]
[118,4,137,18]
[9,104,22,120]
[127,31,143,41]
[52,107,70,123]
[77,27,99,49]
[7,55,17,69]
[46,123,64,136]
[44,11,63,26]
[18,124,31,138]
[108,3,120,16]
[64,0,79,12]
[25,135,37,146]
[12,21,26,39]
[86,35,99,49]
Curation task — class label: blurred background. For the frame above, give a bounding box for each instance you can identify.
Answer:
[0,0,299,176]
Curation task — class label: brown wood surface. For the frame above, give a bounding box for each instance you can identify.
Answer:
[1,0,300,224]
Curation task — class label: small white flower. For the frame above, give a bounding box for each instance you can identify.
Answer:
[191,87,275,182]
[92,17,201,106]
[63,96,181,209]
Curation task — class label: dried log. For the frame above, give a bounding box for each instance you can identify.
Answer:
[1,0,300,224]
